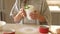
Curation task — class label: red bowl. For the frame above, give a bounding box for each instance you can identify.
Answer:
[3,32,15,34]
[39,26,49,33]
[3,29,15,34]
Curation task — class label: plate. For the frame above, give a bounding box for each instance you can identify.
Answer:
[19,27,38,34]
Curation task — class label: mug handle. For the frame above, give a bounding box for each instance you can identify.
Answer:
[49,30,55,34]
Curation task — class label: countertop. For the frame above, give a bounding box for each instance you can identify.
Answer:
[3,24,40,34]
[0,24,60,34]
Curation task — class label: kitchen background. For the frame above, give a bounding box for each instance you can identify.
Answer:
[0,0,60,25]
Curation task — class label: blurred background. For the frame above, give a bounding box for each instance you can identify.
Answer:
[0,0,60,25]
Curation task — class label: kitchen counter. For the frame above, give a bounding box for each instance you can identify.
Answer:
[0,24,60,34]
[3,24,40,34]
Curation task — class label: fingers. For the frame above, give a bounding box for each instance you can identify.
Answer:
[20,12,26,17]
[19,8,24,13]
[30,11,39,19]
[19,8,26,17]
[30,13,37,18]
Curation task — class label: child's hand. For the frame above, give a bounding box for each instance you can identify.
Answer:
[30,10,46,22]
[14,8,26,23]
[30,10,40,20]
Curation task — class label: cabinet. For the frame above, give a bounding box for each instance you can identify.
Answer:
[0,0,15,23]
[3,0,15,23]
[0,0,3,21]
[51,12,60,25]
[57,13,60,25]
[0,12,1,20]
[0,0,1,10]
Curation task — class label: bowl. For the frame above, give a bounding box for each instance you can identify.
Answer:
[0,21,6,27]
[0,21,6,31]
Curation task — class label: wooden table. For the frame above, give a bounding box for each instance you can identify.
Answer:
[0,24,60,34]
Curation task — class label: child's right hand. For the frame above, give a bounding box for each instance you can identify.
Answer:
[14,8,26,23]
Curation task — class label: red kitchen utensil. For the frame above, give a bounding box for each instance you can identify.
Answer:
[39,26,49,34]
[3,29,15,34]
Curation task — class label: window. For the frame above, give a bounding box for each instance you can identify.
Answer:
[49,6,60,11]
[47,0,60,11]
